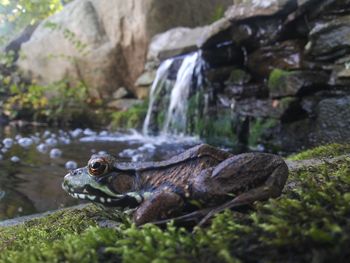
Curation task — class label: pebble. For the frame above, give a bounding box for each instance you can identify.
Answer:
[50,148,62,159]
[10,156,20,163]
[70,128,83,138]
[18,137,34,148]
[45,138,58,146]
[65,161,78,170]
[36,143,49,153]
[2,138,14,148]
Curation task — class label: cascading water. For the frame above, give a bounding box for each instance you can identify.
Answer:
[143,51,205,136]
[142,58,174,135]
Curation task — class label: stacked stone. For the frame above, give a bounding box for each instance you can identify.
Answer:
[141,0,350,152]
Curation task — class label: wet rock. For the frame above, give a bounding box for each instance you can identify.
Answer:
[202,43,244,68]
[235,97,298,119]
[224,84,268,100]
[225,69,252,86]
[232,17,286,49]
[305,15,350,61]
[312,96,350,144]
[107,99,143,111]
[225,0,297,21]
[268,70,329,98]
[204,66,236,83]
[247,40,305,77]
[198,18,232,49]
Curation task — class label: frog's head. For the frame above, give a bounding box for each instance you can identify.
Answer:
[62,153,138,208]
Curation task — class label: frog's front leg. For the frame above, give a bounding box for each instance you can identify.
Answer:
[133,189,183,226]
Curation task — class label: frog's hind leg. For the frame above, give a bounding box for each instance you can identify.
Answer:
[198,155,288,226]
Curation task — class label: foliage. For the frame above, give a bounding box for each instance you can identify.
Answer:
[0,0,66,45]
[3,79,99,126]
[248,117,277,147]
[110,102,148,130]
[288,143,350,161]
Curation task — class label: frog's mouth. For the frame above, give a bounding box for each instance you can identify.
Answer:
[62,183,139,208]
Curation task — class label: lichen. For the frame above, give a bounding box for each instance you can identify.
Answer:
[1,146,350,262]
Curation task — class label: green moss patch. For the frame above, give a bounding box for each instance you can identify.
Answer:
[1,149,350,262]
[288,143,350,161]
[110,102,148,130]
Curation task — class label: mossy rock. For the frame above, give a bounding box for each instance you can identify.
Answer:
[1,145,350,262]
[110,102,148,130]
[288,143,350,161]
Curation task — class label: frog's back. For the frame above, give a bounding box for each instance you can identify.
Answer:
[140,155,221,191]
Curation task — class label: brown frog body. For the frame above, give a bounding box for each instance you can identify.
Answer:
[62,144,288,225]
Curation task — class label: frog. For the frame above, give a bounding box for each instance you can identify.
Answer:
[62,144,288,226]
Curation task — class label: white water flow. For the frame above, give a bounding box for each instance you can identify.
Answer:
[162,52,199,134]
[142,58,174,135]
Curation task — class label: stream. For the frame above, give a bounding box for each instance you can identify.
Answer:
[0,127,199,220]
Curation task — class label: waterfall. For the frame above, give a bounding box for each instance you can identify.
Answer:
[143,51,204,136]
[162,52,199,134]
[142,58,174,135]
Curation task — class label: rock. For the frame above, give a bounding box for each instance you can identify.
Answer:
[225,69,252,86]
[224,0,297,21]
[312,96,350,144]
[112,87,129,100]
[202,43,244,68]
[5,24,38,61]
[17,0,233,98]
[198,18,232,49]
[305,15,350,61]
[268,70,329,98]
[148,27,206,61]
[247,40,305,77]
[235,97,298,119]
[135,71,156,87]
[224,84,268,100]
[204,66,236,83]
[107,99,143,111]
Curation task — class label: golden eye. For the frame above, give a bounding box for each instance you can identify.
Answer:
[88,158,109,177]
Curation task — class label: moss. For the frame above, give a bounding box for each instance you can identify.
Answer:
[110,102,148,130]
[268,68,291,93]
[1,147,350,262]
[288,143,350,161]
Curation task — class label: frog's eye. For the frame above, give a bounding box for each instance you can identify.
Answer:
[88,158,109,177]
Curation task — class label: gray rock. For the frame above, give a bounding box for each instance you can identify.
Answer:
[197,18,232,49]
[268,70,329,98]
[225,0,297,21]
[148,27,206,61]
[247,40,304,77]
[107,99,143,111]
[135,71,156,87]
[17,0,233,98]
[235,97,298,119]
[305,15,350,61]
[112,87,129,100]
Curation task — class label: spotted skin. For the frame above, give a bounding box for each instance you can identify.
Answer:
[62,144,289,225]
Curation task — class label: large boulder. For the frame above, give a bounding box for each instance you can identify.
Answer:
[17,0,232,99]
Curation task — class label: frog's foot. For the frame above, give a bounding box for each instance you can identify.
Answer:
[133,189,183,226]
[198,161,288,226]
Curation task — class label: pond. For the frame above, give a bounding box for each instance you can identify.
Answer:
[0,126,199,220]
